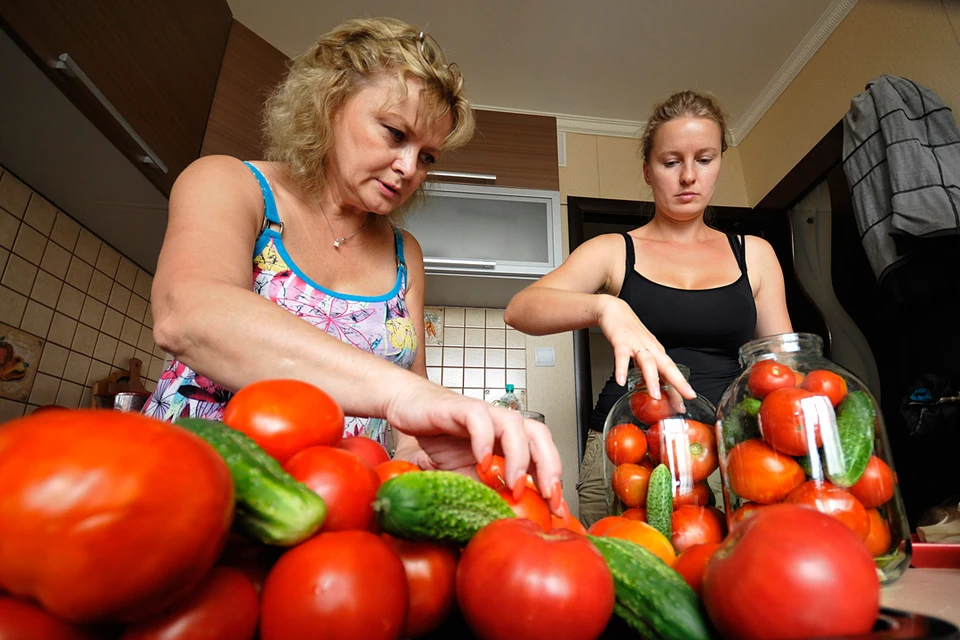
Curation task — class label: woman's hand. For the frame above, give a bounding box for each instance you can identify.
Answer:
[383,382,564,514]
[597,295,695,402]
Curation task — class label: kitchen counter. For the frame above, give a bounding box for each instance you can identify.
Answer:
[881,568,960,626]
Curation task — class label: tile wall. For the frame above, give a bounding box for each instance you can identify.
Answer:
[0,165,167,422]
[424,306,527,405]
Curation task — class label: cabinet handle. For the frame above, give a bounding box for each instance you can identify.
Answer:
[427,170,497,182]
[53,53,168,174]
[423,257,497,269]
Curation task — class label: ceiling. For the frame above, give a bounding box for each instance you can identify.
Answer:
[228,0,856,143]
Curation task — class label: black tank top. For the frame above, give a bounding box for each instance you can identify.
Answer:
[589,232,757,431]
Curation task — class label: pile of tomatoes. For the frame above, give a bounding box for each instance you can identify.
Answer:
[724,361,897,559]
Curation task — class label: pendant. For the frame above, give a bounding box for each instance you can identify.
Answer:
[333,238,342,248]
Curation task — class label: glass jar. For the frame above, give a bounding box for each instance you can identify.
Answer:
[601,365,720,521]
[715,332,911,583]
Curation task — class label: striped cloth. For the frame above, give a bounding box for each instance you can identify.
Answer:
[842,75,960,284]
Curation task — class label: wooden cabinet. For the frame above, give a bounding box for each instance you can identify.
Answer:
[0,0,232,196]
[200,20,289,161]
[432,109,559,191]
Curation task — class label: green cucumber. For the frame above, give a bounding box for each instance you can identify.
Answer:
[646,463,673,540]
[175,417,326,546]
[824,391,876,487]
[373,471,515,545]
[721,397,762,452]
[797,449,825,479]
[588,535,711,640]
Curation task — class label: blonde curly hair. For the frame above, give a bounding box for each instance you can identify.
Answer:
[263,17,475,214]
[640,90,728,164]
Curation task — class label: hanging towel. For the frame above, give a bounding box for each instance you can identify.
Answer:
[842,75,960,283]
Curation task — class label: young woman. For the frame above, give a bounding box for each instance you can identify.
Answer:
[505,90,792,524]
[143,17,563,511]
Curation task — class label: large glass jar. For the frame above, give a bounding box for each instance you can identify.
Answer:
[715,332,910,583]
[602,366,720,525]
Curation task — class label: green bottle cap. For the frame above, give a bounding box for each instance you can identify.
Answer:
[505,384,514,392]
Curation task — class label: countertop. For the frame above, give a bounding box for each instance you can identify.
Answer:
[881,568,960,626]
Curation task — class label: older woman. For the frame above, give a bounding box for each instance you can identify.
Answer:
[143,17,563,510]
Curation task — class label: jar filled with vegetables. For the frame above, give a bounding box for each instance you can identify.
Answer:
[601,366,722,541]
[715,332,910,583]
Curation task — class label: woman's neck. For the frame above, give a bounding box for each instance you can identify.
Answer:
[642,211,711,243]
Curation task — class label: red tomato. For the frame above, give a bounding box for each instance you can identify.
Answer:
[284,446,381,532]
[497,486,552,532]
[785,480,870,540]
[621,507,647,521]
[382,534,459,638]
[223,379,344,464]
[671,505,727,554]
[476,453,508,490]
[673,481,713,509]
[587,516,628,536]
[0,596,100,640]
[646,419,718,483]
[848,456,895,509]
[800,370,848,407]
[339,435,390,468]
[457,518,614,640]
[729,502,767,530]
[605,423,648,465]
[0,410,233,624]
[629,389,674,425]
[604,520,677,566]
[703,504,879,640]
[217,532,283,595]
[551,506,589,535]
[673,542,721,597]
[726,439,806,504]
[260,530,407,640]
[747,360,796,399]
[794,371,806,386]
[121,567,259,640]
[611,463,652,508]
[863,508,892,557]
[376,459,420,484]
[758,387,828,456]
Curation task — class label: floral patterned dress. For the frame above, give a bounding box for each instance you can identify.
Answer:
[142,162,417,445]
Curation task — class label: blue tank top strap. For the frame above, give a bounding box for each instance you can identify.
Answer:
[242,161,282,225]
[393,226,406,266]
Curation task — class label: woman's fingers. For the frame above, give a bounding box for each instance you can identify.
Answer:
[524,418,564,515]
[658,355,696,400]
[487,406,531,500]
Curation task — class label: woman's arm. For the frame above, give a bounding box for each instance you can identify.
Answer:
[391,231,435,468]
[505,234,694,399]
[745,236,794,337]
[151,156,563,506]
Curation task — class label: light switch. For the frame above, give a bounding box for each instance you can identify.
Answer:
[534,347,555,367]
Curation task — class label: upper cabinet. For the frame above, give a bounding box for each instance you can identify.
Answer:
[0,0,232,196]
[201,20,290,161]
[431,110,560,191]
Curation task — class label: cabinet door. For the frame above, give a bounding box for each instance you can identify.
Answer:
[0,0,232,196]
[432,110,559,191]
[201,20,290,161]
[403,183,562,278]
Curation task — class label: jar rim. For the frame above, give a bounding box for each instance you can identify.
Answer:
[627,363,691,390]
[738,332,824,367]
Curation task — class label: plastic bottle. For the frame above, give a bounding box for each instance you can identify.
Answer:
[499,384,522,411]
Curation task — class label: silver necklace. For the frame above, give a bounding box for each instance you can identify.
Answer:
[319,207,369,248]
